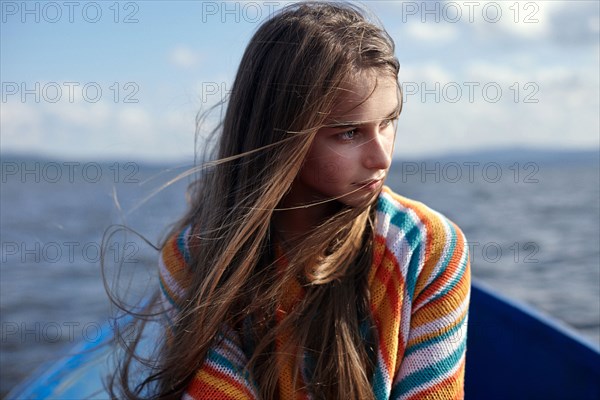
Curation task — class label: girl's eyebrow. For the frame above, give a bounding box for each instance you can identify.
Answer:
[325,103,401,129]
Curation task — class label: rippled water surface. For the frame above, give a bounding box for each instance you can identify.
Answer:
[1,152,598,396]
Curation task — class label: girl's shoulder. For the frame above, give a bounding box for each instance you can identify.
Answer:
[158,225,194,309]
[373,187,470,297]
[375,185,467,244]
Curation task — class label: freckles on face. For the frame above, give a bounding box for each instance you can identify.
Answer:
[303,157,340,186]
[291,71,400,208]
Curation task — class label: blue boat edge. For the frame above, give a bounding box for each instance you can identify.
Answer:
[6,314,133,400]
[466,278,600,399]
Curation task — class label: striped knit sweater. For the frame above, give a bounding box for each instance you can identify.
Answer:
[158,186,471,399]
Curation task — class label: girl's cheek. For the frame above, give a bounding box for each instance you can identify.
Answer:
[316,160,342,184]
[382,135,395,154]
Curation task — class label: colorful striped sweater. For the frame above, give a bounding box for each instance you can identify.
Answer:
[158,186,471,399]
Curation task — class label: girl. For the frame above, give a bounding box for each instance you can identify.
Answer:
[112,2,470,399]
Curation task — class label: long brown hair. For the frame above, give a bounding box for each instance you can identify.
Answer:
[111,2,400,399]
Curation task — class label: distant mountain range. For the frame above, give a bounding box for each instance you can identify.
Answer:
[398,147,599,166]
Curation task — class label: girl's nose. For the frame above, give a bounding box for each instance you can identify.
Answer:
[364,134,392,170]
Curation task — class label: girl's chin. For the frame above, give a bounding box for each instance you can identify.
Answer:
[338,189,381,208]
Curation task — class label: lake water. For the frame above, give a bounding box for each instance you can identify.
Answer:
[1,151,599,396]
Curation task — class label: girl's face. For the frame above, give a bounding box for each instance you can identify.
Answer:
[290,71,400,208]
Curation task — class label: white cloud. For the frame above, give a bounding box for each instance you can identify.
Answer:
[3,59,597,162]
[394,59,599,158]
[168,45,201,70]
[1,102,46,153]
[400,63,454,83]
[465,61,530,84]
[491,1,562,40]
[460,1,598,46]
[590,15,600,34]
[49,100,111,127]
[1,96,196,162]
[405,21,459,42]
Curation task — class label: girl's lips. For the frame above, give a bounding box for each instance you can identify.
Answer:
[355,178,383,190]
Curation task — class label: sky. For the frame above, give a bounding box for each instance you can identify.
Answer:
[1,0,599,162]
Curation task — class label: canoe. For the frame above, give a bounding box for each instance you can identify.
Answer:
[7,279,600,399]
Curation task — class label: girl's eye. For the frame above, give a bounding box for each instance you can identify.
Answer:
[338,129,356,141]
[380,118,396,129]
